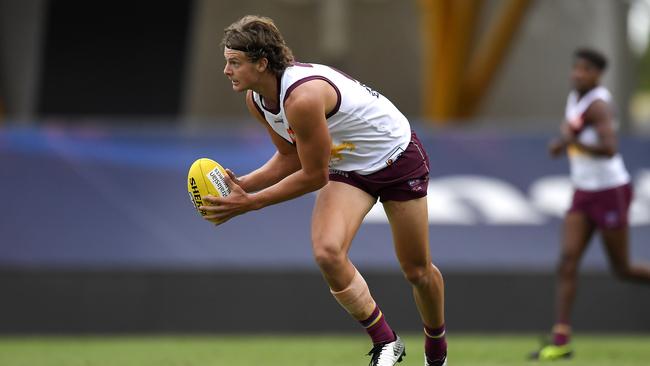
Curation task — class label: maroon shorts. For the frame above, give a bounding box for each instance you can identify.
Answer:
[328,132,430,202]
[568,183,633,229]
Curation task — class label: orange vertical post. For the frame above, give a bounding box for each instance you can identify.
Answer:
[420,0,480,123]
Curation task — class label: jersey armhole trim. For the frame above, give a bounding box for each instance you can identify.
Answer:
[283,76,341,119]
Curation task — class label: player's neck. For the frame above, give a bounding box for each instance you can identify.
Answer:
[254,73,280,109]
[576,84,599,99]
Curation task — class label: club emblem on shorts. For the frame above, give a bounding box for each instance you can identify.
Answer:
[605,211,619,226]
[408,178,424,191]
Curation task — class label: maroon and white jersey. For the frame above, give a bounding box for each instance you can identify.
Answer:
[564,86,630,191]
[251,63,411,175]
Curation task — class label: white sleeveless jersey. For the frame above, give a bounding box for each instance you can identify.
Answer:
[251,63,411,174]
[564,86,630,191]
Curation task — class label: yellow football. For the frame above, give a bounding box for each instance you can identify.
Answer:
[187,158,231,223]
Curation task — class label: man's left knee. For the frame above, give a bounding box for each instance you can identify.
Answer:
[402,264,433,286]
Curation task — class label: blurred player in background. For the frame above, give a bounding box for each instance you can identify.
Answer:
[531,48,650,360]
[199,15,447,366]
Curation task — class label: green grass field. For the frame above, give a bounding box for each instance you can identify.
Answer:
[0,334,648,366]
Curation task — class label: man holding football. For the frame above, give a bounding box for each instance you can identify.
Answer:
[199,15,447,366]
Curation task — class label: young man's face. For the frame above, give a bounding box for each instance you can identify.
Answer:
[223,47,263,92]
[571,58,601,93]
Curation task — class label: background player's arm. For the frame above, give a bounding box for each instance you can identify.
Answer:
[235,90,302,192]
[548,134,568,158]
[568,100,617,157]
[548,123,572,157]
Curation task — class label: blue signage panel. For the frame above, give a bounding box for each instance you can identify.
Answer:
[1,125,648,271]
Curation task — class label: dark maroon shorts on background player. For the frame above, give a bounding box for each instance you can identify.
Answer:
[568,183,633,229]
[329,132,430,202]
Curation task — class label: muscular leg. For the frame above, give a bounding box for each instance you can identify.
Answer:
[554,212,595,331]
[530,212,595,359]
[383,197,443,328]
[601,226,650,284]
[384,197,446,363]
[311,181,376,292]
[313,181,401,350]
